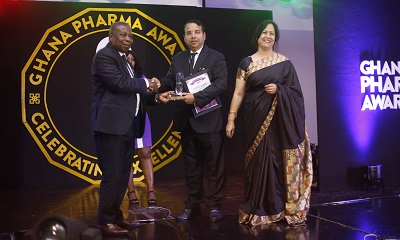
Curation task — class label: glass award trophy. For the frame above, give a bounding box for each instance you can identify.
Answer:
[169,72,184,99]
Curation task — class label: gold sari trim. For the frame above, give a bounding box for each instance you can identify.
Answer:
[283,127,313,226]
[247,52,289,77]
[238,209,285,226]
[237,53,289,82]
[236,68,246,81]
[240,130,313,226]
[244,96,277,169]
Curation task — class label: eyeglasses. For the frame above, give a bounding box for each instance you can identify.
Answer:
[185,30,202,36]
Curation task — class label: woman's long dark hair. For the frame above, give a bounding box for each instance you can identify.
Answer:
[127,50,143,78]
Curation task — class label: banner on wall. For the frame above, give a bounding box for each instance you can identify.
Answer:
[19,2,272,184]
[21,7,186,184]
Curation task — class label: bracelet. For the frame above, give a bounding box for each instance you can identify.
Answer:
[228,111,237,119]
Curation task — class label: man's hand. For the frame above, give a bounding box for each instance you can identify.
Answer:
[181,92,196,104]
[147,77,160,92]
[156,91,174,103]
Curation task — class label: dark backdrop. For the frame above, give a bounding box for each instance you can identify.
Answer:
[2,0,399,192]
[314,0,400,191]
[0,1,271,189]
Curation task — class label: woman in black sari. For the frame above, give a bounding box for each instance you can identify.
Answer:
[226,20,313,227]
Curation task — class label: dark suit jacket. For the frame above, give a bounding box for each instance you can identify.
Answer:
[159,45,228,133]
[91,42,153,136]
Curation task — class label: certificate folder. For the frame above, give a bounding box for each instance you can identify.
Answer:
[185,70,222,118]
[193,97,222,117]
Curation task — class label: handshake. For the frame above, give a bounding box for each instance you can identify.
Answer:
[145,78,196,105]
[147,77,160,92]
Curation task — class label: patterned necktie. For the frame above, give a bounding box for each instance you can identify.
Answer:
[123,54,135,77]
[189,52,197,74]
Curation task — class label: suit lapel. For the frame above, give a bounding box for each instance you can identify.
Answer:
[182,50,191,76]
[193,45,208,74]
[108,43,130,77]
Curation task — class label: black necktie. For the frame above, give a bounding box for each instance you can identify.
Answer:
[189,52,197,74]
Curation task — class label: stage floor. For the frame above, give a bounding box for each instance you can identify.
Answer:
[0,175,399,240]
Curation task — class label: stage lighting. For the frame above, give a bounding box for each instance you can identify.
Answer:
[368,164,382,182]
[365,164,384,191]
[32,214,102,240]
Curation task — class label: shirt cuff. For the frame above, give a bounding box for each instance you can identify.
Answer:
[143,77,149,88]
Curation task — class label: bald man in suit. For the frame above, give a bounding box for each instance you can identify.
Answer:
[91,21,158,235]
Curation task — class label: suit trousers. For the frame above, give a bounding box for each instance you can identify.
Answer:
[94,123,136,225]
[181,123,226,210]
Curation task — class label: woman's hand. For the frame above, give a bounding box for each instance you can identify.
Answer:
[226,121,235,138]
[264,83,277,94]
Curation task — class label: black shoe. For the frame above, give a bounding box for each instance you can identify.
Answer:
[176,207,200,221]
[98,223,128,236]
[209,209,222,222]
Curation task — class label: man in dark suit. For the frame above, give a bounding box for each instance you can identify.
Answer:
[156,19,228,222]
[91,21,159,235]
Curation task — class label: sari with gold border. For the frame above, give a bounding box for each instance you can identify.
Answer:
[236,52,313,226]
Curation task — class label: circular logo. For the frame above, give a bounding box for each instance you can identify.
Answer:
[21,8,185,184]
